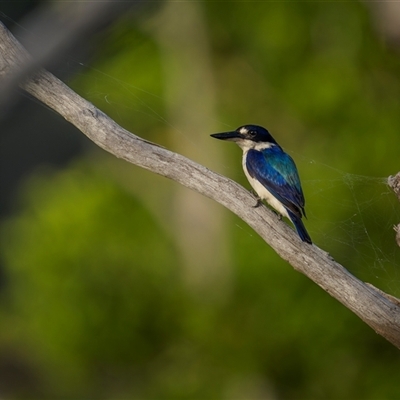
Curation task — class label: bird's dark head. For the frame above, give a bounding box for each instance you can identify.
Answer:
[211,125,278,148]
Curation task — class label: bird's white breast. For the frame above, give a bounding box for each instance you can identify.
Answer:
[242,150,289,219]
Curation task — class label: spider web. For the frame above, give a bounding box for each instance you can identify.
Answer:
[4,8,400,298]
[63,61,400,297]
[303,161,400,295]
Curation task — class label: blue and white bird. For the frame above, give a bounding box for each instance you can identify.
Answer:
[211,124,312,244]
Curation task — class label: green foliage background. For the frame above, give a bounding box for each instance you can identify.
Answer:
[2,1,400,398]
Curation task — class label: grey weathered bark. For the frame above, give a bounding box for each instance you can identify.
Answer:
[2,22,400,349]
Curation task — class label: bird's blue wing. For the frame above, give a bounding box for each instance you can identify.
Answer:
[246,147,306,216]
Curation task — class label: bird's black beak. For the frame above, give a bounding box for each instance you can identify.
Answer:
[210,131,243,141]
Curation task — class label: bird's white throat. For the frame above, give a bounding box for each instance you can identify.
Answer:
[237,140,274,152]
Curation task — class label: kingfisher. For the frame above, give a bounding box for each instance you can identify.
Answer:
[211,124,312,244]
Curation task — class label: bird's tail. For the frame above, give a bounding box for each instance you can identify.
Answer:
[287,210,312,244]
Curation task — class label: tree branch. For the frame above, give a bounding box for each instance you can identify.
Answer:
[388,173,400,247]
[1,22,400,348]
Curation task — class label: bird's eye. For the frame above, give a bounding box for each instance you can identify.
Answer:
[248,130,257,137]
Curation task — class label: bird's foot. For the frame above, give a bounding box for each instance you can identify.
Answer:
[251,191,263,208]
[252,197,263,208]
[270,209,282,220]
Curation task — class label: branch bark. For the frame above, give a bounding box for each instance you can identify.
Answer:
[1,22,400,348]
[388,173,400,247]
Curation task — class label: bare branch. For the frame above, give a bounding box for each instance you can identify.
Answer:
[1,22,400,348]
[388,173,400,247]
